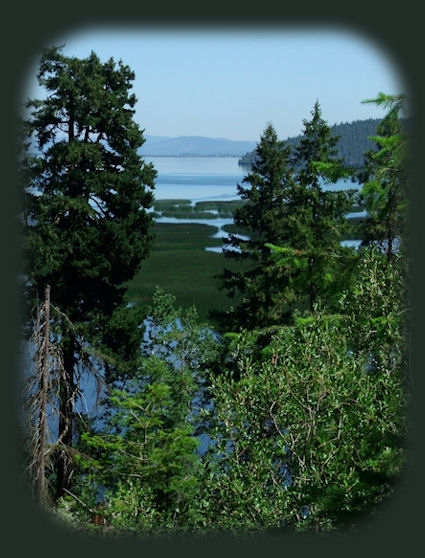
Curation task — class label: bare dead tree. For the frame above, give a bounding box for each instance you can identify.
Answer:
[22,287,106,505]
[22,285,65,505]
[37,284,50,504]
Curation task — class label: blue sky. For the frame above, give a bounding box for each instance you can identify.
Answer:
[26,27,404,141]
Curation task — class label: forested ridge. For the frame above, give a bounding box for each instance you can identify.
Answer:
[238,117,403,169]
[20,48,409,538]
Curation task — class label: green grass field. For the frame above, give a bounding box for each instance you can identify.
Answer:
[127,222,246,322]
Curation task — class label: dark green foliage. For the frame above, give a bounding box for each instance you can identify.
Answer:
[216,105,356,331]
[21,46,156,498]
[357,93,409,259]
[214,124,298,330]
[22,45,156,376]
[287,101,357,312]
[23,46,155,331]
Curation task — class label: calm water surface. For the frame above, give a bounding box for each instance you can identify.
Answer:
[146,156,245,201]
[146,156,358,201]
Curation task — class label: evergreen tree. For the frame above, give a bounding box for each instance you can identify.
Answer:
[21,46,156,499]
[217,105,355,331]
[288,100,355,312]
[357,93,408,259]
[215,124,297,330]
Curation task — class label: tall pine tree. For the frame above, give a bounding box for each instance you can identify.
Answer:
[357,93,408,260]
[21,46,156,499]
[215,124,297,330]
[216,105,355,331]
[287,100,355,312]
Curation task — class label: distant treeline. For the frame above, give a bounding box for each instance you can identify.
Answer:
[239,118,383,169]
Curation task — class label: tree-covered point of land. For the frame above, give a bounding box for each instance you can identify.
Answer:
[238,117,381,169]
[21,46,156,500]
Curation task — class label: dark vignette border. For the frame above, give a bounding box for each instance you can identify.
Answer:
[1,2,423,557]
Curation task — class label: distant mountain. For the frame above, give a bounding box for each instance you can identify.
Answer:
[238,118,383,169]
[139,135,257,157]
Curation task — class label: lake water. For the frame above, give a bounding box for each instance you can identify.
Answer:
[146,156,245,201]
[146,156,358,202]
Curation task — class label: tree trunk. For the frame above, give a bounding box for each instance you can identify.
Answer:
[55,331,76,500]
[37,284,50,505]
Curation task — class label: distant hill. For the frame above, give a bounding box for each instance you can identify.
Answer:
[139,135,257,157]
[238,118,382,169]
